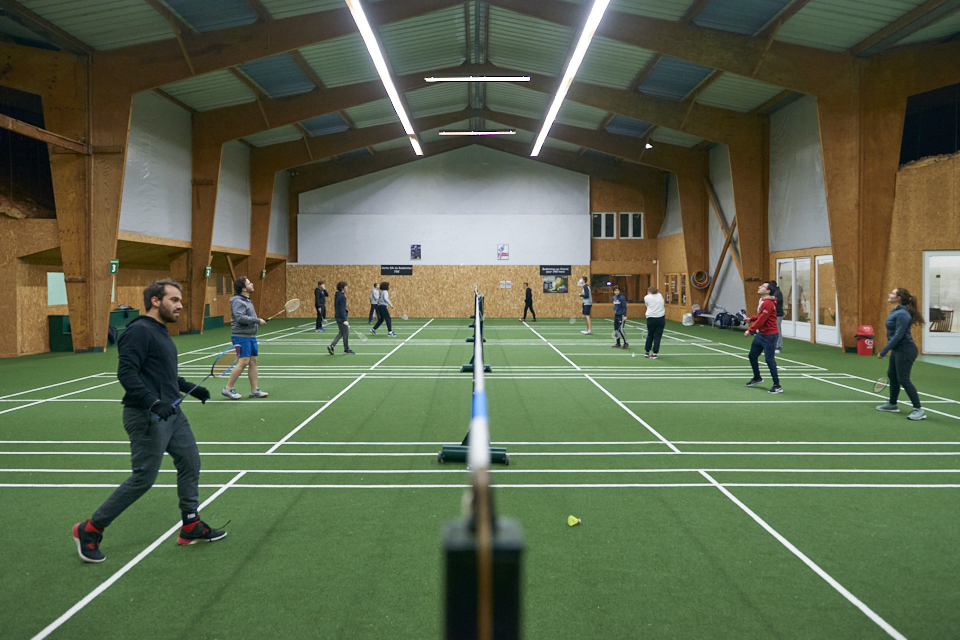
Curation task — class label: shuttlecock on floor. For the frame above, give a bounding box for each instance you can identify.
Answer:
[568,515,581,527]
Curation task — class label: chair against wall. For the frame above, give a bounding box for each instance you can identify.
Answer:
[930,308,954,332]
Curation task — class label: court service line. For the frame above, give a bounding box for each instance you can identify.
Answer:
[176,323,313,356]
[805,375,960,421]
[845,374,960,406]
[0,381,119,416]
[3,439,959,446]
[524,324,581,370]
[9,450,960,457]
[0,373,112,400]
[7,467,960,475]
[369,318,434,369]
[699,471,907,640]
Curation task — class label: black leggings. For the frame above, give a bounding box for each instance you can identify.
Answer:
[523,301,536,320]
[368,304,379,323]
[316,305,325,330]
[373,305,392,331]
[888,342,921,408]
[645,317,665,354]
[614,316,626,344]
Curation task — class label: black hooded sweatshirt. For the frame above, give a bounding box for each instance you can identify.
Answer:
[117,315,194,409]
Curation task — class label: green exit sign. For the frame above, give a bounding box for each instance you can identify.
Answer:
[109,259,119,275]
[204,266,212,278]
[261,269,267,279]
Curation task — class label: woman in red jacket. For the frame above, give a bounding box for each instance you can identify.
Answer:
[744,281,782,394]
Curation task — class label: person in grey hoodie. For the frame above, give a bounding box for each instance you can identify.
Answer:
[223,276,268,399]
[368,282,380,324]
[876,287,926,420]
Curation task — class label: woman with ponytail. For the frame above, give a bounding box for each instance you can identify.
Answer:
[876,287,926,420]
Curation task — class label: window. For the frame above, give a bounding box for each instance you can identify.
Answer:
[619,212,643,238]
[592,212,615,238]
[47,272,67,306]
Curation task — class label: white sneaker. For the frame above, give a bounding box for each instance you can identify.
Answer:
[581,330,592,335]
[249,389,268,398]
[222,388,241,400]
[388,332,397,337]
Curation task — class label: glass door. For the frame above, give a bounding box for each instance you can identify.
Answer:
[923,251,960,354]
[795,258,812,340]
[815,255,840,345]
[777,259,795,337]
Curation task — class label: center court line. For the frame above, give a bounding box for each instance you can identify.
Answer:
[369,319,434,369]
[522,323,581,370]
[8,482,960,490]
[699,471,908,640]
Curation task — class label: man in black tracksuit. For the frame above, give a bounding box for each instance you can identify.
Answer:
[327,281,355,355]
[521,282,536,322]
[314,281,328,332]
[72,279,225,563]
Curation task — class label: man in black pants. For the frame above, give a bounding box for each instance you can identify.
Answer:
[328,281,355,355]
[521,282,536,322]
[314,280,328,332]
[72,279,225,563]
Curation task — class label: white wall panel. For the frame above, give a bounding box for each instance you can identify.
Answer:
[707,145,746,313]
[768,95,831,252]
[658,172,683,238]
[268,170,290,256]
[119,91,192,241]
[212,140,252,251]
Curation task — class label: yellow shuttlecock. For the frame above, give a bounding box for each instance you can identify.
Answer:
[567,515,581,527]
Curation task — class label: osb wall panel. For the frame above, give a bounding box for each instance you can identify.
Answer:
[657,234,687,275]
[287,265,590,319]
[591,238,658,263]
[17,262,53,356]
[883,152,960,353]
[260,262,287,319]
[590,179,658,265]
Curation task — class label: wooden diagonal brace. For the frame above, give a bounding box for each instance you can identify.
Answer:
[0,113,89,154]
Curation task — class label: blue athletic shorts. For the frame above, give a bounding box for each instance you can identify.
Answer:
[231,336,258,358]
[582,304,592,316]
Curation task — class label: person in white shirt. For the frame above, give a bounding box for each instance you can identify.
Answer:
[644,286,666,358]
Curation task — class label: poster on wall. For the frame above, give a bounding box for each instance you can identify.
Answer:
[411,245,421,260]
[543,276,568,293]
[497,244,509,260]
[381,265,413,276]
[540,265,571,276]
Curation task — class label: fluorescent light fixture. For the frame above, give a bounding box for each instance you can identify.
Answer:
[531,0,610,157]
[425,76,530,82]
[645,142,653,149]
[438,130,516,136]
[345,0,422,156]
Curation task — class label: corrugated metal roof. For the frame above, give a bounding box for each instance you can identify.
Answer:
[543,138,583,153]
[609,0,693,21]
[17,0,173,50]
[488,7,575,77]
[0,15,56,49]
[606,114,653,137]
[378,5,466,75]
[650,127,704,147]
[695,72,785,112]
[343,98,399,128]
[298,34,380,88]
[485,121,537,145]
[896,6,960,45]
[486,83,550,120]
[370,136,412,153]
[300,113,351,137]
[639,56,714,100]
[557,100,610,129]
[160,70,256,112]
[694,0,793,35]
[238,54,316,98]
[578,37,656,90]
[164,0,259,33]
[259,0,344,20]
[776,0,921,52]
[243,125,304,147]
[405,84,469,119]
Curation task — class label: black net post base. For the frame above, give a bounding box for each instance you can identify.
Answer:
[443,517,523,640]
[438,445,509,465]
[461,355,492,373]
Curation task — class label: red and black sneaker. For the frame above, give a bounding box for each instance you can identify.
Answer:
[177,520,227,545]
[72,519,105,563]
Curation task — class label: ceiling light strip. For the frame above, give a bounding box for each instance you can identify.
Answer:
[439,130,516,136]
[345,0,422,156]
[425,76,530,82]
[531,0,610,157]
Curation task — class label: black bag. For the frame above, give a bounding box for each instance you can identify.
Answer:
[107,325,118,346]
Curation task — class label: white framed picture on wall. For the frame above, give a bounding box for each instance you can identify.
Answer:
[498,244,509,260]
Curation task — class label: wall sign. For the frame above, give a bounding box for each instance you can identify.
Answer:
[381,265,413,276]
[109,259,119,275]
[497,244,509,260]
[410,245,421,260]
[261,269,267,279]
[204,266,212,278]
[540,265,571,276]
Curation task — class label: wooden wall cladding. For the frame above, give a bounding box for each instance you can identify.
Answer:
[287,265,590,319]
[657,234,687,275]
[884,152,960,352]
[17,261,53,355]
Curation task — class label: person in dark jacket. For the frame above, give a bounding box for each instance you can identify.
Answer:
[328,281,354,355]
[520,282,536,322]
[314,281,328,332]
[771,281,785,353]
[72,279,224,563]
[876,287,926,420]
[612,285,628,348]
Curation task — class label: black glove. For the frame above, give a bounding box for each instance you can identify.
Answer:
[150,401,176,420]
[190,386,211,404]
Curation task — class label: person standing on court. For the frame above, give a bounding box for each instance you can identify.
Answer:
[744,281,782,394]
[772,281,785,354]
[876,287,926,420]
[314,280,328,332]
[579,276,593,335]
[644,286,666,359]
[368,282,380,324]
[521,282,536,322]
[612,285,629,348]
[371,281,397,337]
[328,281,355,354]
[72,279,225,563]
[223,276,268,400]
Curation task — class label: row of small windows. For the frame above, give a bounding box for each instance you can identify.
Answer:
[592,212,644,239]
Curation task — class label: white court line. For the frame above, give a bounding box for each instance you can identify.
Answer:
[10,450,960,457]
[369,318,434,369]
[619,400,957,404]
[699,471,907,640]
[0,381,119,416]
[176,323,313,356]
[7,467,960,475]
[5,483,960,490]
[524,323,582,370]
[3,439,959,446]
[0,373,113,400]
[845,374,960,405]
[805,375,960,421]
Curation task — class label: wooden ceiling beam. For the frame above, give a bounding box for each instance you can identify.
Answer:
[851,0,960,57]
[244,0,273,22]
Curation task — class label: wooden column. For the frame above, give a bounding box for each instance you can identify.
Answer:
[247,158,276,312]
[188,130,224,334]
[674,166,710,310]
[637,170,666,238]
[727,134,766,312]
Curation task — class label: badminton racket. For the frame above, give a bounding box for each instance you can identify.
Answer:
[400,308,409,321]
[873,377,888,393]
[173,344,241,407]
[353,328,369,342]
[569,316,577,325]
[267,298,300,320]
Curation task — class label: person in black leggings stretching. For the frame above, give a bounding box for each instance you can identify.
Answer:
[876,287,926,421]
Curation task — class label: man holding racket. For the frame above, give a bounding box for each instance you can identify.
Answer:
[72,279,224,563]
[223,276,268,400]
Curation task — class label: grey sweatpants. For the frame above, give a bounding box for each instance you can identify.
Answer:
[776,316,783,351]
[92,407,201,527]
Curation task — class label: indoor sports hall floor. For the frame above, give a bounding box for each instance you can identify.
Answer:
[2,317,958,640]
